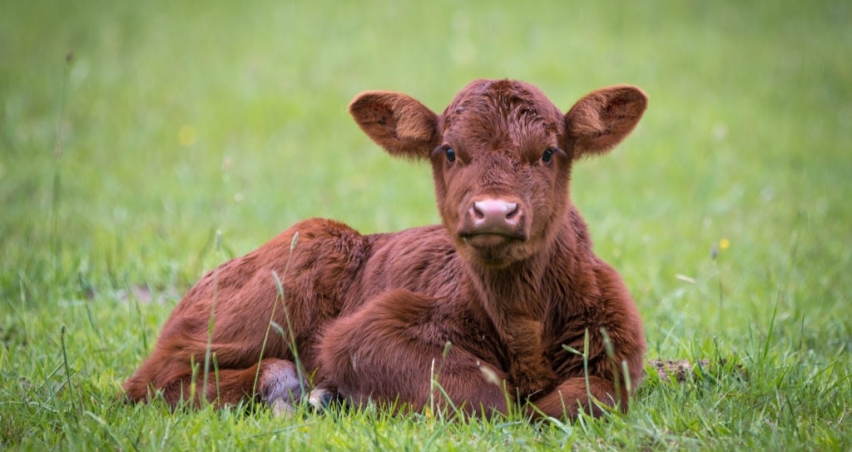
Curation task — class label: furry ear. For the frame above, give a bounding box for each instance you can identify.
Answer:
[349,91,439,159]
[563,85,648,156]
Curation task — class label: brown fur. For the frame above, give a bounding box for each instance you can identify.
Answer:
[123,79,648,420]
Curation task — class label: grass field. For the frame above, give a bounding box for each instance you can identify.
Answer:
[2,0,851,449]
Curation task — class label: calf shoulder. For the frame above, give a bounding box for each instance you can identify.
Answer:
[346,225,467,311]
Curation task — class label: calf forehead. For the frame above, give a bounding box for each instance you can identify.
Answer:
[440,80,563,152]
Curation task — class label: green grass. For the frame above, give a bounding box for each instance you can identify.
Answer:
[2,0,850,449]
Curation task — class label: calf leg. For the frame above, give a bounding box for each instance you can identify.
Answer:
[123,357,305,409]
[318,289,510,417]
[528,375,626,419]
[123,219,367,409]
[317,289,634,421]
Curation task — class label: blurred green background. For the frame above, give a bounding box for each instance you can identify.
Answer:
[1,0,850,448]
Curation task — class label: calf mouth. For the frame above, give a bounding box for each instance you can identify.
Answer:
[459,232,525,249]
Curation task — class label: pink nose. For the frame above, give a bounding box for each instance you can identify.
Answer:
[470,199,521,233]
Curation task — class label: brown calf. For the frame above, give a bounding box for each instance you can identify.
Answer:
[123,79,647,419]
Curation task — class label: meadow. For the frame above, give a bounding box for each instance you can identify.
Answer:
[1,0,850,449]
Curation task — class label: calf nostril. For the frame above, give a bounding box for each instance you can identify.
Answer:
[472,204,486,220]
[505,203,519,220]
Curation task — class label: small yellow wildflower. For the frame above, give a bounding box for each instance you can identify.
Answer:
[178,125,197,147]
[719,238,730,250]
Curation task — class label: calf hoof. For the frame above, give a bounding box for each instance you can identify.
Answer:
[307,387,336,412]
[270,398,298,418]
[258,359,305,407]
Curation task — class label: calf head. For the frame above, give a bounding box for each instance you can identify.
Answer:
[350,79,647,269]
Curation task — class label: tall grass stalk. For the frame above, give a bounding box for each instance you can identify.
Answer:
[201,230,224,404]
[59,325,79,422]
[49,52,73,280]
[562,330,595,415]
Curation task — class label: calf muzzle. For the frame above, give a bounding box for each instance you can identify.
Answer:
[462,197,526,240]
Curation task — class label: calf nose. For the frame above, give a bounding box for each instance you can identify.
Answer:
[470,198,521,233]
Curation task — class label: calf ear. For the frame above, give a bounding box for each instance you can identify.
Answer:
[349,91,439,160]
[563,85,648,156]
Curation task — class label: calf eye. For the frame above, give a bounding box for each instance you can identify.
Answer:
[445,148,456,163]
[541,148,555,164]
